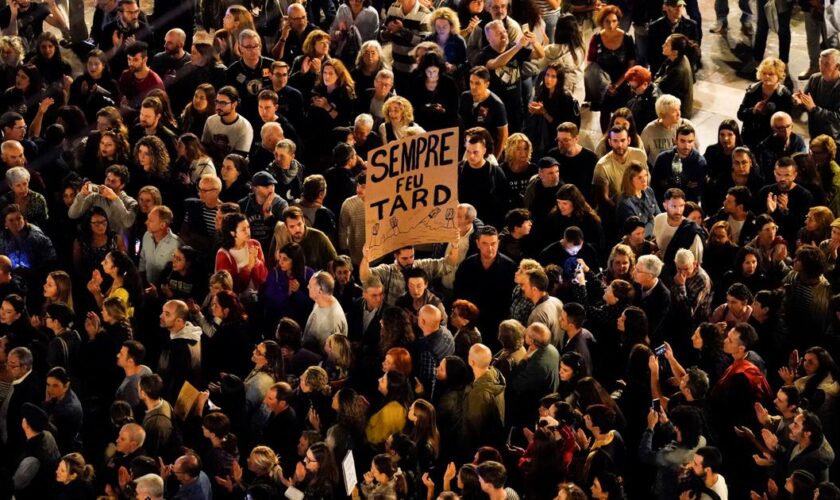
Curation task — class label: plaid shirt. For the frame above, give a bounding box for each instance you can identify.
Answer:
[670,267,712,324]
[509,286,534,324]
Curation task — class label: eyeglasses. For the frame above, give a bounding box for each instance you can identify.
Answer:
[304,455,318,464]
[91,219,108,226]
[215,100,232,106]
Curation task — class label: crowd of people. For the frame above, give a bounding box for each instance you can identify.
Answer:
[0,0,839,498]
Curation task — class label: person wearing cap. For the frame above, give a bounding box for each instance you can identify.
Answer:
[12,402,61,500]
[238,171,289,254]
[323,142,358,216]
[523,156,562,225]
[647,0,700,75]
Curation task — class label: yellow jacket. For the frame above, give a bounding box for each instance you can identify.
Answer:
[365,401,407,445]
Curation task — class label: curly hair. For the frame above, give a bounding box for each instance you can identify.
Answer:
[134,136,170,176]
[379,306,415,353]
[98,130,131,162]
[382,95,414,127]
[502,133,532,165]
[302,29,330,58]
[429,7,461,34]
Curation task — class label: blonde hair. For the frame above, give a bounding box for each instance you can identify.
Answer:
[518,258,542,273]
[302,366,331,394]
[325,334,353,376]
[809,206,835,232]
[607,243,636,272]
[429,7,461,34]
[209,270,234,291]
[138,185,163,206]
[382,96,415,127]
[502,133,532,164]
[0,36,25,66]
[249,446,284,484]
[756,57,786,81]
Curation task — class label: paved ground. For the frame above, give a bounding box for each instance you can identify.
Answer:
[66,0,811,145]
[579,0,813,146]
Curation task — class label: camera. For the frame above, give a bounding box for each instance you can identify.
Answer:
[89,184,99,195]
[654,344,667,357]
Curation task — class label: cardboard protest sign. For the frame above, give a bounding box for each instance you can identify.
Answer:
[365,127,460,261]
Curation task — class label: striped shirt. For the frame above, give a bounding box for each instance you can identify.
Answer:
[379,0,431,74]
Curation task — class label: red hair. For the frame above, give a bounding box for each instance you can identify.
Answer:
[386,347,413,377]
[596,5,622,25]
[624,65,651,86]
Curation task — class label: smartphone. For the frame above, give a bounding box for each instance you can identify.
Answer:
[651,398,661,412]
[654,344,667,357]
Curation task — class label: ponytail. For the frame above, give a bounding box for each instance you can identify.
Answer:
[269,463,284,486]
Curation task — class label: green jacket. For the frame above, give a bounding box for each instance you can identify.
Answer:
[463,367,506,450]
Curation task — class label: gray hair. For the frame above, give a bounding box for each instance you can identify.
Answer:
[260,121,283,140]
[122,422,146,447]
[276,138,296,155]
[238,28,260,45]
[1,140,22,155]
[674,248,695,267]
[458,203,477,221]
[355,113,374,129]
[637,254,664,277]
[9,346,33,368]
[820,48,840,65]
[770,111,792,125]
[655,94,681,118]
[484,19,505,37]
[375,68,394,81]
[133,474,164,499]
[5,166,30,185]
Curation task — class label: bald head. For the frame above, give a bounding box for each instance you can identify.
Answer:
[526,322,551,347]
[469,343,492,370]
[419,304,442,334]
[288,3,305,16]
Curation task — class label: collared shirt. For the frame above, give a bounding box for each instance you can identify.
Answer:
[139,229,182,283]
[362,305,380,332]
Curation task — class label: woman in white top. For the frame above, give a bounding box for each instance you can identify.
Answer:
[539,14,586,103]
[379,96,425,144]
[329,0,380,44]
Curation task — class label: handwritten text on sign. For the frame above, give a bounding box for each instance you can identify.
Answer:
[365,128,460,261]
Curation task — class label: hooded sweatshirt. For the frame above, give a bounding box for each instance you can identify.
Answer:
[158,322,202,400]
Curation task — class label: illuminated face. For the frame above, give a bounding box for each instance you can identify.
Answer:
[719,129,736,150]
[559,362,574,381]
[14,70,29,91]
[258,99,278,122]
[99,136,117,158]
[87,56,104,78]
[43,275,58,299]
[556,132,576,154]
[631,170,649,192]
[676,132,695,157]
[335,266,351,285]
[612,254,631,275]
[138,192,157,213]
[435,18,451,38]
[774,165,796,191]
[233,220,250,244]
[286,217,306,242]
[126,52,145,73]
[465,141,486,166]
[477,234,499,260]
[136,145,153,170]
[321,65,338,87]
[556,199,573,217]
[601,13,619,31]
[543,67,558,89]
[220,160,239,183]
[664,197,686,220]
[191,89,208,112]
[469,75,489,99]
[407,277,427,299]
[138,107,158,129]
[277,251,293,272]
[608,130,629,157]
[742,254,758,276]
[46,376,68,400]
